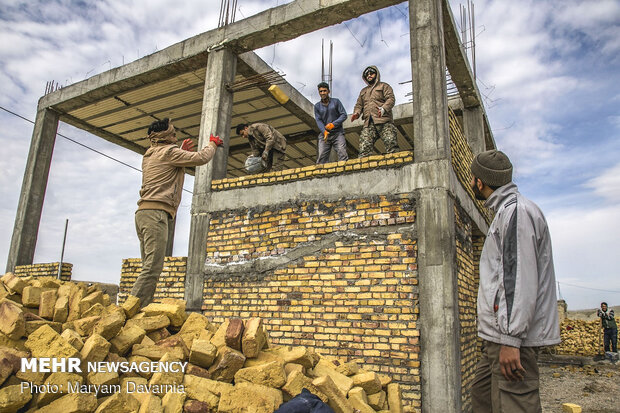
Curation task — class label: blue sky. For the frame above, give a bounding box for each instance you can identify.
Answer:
[0,0,619,310]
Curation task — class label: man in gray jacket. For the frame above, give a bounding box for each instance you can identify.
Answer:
[469,150,560,412]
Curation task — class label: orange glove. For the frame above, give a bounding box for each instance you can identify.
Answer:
[351,113,359,121]
[323,130,329,141]
[209,134,223,146]
[325,123,334,131]
[180,138,195,152]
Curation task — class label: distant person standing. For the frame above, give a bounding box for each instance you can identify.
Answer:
[351,65,399,158]
[598,302,617,353]
[314,82,348,164]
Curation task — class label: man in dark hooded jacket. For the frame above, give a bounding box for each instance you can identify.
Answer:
[351,65,399,158]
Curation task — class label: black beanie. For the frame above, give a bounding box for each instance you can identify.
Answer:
[470,150,513,187]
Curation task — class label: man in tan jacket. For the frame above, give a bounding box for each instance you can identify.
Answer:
[351,66,399,158]
[131,118,223,306]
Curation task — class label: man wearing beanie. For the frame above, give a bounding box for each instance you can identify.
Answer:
[470,150,560,412]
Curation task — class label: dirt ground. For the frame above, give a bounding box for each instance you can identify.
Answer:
[539,356,619,412]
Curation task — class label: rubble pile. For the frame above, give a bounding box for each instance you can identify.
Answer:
[554,319,603,356]
[0,273,404,413]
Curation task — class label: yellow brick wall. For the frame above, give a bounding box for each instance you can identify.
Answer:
[449,109,492,223]
[455,204,480,412]
[14,262,72,281]
[211,151,413,191]
[118,257,186,303]
[202,195,420,410]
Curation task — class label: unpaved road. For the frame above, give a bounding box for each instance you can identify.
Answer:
[540,358,619,412]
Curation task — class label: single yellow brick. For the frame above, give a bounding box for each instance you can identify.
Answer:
[562,403,582,413]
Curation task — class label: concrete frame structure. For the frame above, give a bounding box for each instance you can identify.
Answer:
[8,1,495,411]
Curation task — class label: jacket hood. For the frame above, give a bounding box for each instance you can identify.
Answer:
[362,65,381,86]
[484,182,518,213]
[149,123,177,146]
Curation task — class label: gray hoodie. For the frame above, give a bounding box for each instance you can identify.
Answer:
[478,182,561,348]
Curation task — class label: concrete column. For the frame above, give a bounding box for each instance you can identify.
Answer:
[417,188,461,412]
[6,107,59,272]
[463,105,485,154]
[185,48,236,310]
[410,0,450,161]
[410,0,462,411]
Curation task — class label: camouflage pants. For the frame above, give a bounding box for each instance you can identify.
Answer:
[358,122,399,158]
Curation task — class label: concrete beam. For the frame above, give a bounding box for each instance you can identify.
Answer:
[186,48,237,311]
[41,0,405,114]
[6,108,60,272]
[463,105,485,155]
[410,0,451,162]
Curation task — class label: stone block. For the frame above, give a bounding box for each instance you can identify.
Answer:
[80,290,104,314]
[126,314,170,332]
[348,387,375,413]
[189,339,218,369]
[156,335,189,359]
[218,382,283,413]
[243,348,284,368]
[110,324,146,355]
[183,375,227,409]
[94,392,140,413]
[284,363,304,376]
[127,355,154,379]
[34,393,98,413]
[121,375,148,393]
[141,334,155,346]
[142,301,186,328]
[25,324,80,359]
[148,353,184,395]
[1,272,27,294]
[209,319,229,348]
[22,286,47,307]
[81,333,111,363]
[0,300,25,340]
[25,320,62,336]
[161,391,186,413]
[93,306,126,340]
[242,317,267,358]
[67,286,86,322]
[39,289,57,319]
[73,316,102,336]
[87,370,120,392]
[310,358,354,395]
[225,318,244,351]
[82,303,105,318]
[274,346,318,369]
[0,348,23,386]
[208,346,246,383]
[312,375,354,413]
[147,327,171,343]
[0,331,27,352]
[53,295,69,323]
[186,363,211,379]
[378,373,392,388]
[281,370,327,402]
[387,383,403,413]
[183,400,209,413]
[177,312,210,349]
[335,361,360,376]
[36,372,83,406]
[352,371,382,394]
[0,384,32,413]
[121,295,141,319]
[138,394,163,413]
[234,360,287,388]
[131,344,185,361]
[562,403,582,413]
[61,328,84,351]
[367,390,386,410]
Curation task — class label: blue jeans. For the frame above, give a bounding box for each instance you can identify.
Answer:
[317,131,348,164]
[604,328,618,352]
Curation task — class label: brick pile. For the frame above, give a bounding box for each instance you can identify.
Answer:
[553,319,604,356]
[14,263,72,282]
[0,272,404,412]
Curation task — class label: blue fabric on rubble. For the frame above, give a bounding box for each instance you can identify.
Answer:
[274,388,334,413]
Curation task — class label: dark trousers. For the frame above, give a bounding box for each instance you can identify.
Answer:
[471,341,542,413]
[604,328,618,352]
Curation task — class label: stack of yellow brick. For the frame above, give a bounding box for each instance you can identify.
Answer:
[553,319,604,356]
[118,257,186,303]
[0,272,406,412]
[14,263,72,282]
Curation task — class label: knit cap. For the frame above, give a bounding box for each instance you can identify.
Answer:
[470,150,513,187]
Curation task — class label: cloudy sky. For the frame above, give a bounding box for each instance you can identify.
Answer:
[0,0,618,310]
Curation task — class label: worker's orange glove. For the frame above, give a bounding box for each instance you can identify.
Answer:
[351,113,360,122]
[209,134,223,146]
[325,123,334,131]
[323,130,329,141]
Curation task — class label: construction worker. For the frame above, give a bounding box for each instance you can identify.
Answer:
[236,123,287,172]
[314,82,348,164]
[131,118,222,307]
[351,66,399,158]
